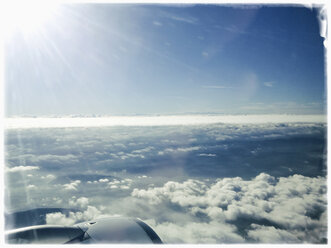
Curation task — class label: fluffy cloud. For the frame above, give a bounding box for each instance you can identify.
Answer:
[247,224,299,243]
[27,184,37,190]
[98,178,109,183]
[63,180,81,191]
[69,197,89,209]
[107,178,132,190]
[46,206,102,226]
[46,212,76,226]
[41,174,56,180]
[149,220,244,243]
[132,173,327,243]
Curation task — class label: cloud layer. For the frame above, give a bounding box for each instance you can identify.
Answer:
[5,115,326,129]
[43,173,326,243]
[4,122,326,243]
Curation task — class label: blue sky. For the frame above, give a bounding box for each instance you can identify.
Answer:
[4,4,326,116]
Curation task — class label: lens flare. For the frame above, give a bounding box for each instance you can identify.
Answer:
[0,0,59,38]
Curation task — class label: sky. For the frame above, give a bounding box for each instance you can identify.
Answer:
[4,4,326,116]
[2,4,328,244]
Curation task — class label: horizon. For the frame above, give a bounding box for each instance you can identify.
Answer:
[4,114,327,129]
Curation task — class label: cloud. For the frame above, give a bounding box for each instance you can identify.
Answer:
[69,197,89,209]
[132,179,208,206]
[6,165,39,172]
[264,82,274,87]
[42,174,56,180]
[198,153,216,157]
[202,51,209,57]
[153,21,162,26]
[46,206,103,226]
[158,146,201,155]
[132,173,327,243]
[132,146,154,154]
[5,123,326,244]
[46,212,76,226]
[63,180,81,191]
[137,175,148,179]
[107,178,132,190]
[150,220,244,243]
[27,184,37,190]
[247,224,300,243]
[32,154,79,164]
[170,15,197,24]
[99,178,109,183]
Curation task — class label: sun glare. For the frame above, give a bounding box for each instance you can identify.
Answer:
[0,1,59,37]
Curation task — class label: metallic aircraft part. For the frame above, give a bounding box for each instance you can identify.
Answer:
[5,217,163,244]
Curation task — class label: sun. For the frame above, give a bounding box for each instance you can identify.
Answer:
[0,0,59,37]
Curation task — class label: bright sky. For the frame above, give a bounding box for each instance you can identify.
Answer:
[4,4,326,116]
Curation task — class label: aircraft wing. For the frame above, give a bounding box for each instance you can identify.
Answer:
[5,217,163,244]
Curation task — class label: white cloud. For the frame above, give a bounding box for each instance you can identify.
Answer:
[46,174,55,179]
[247,224,300,243]
[264,82,274,87]
[46,212,76,226]
[99,178,109,183]
[132,146,154,154]
[158,146,201,155]
[170,15,197,24]
[63,180,81,191]
[41,174,56,180]
[132,173,327,243]
[46,206,102,226]
[107,178,132,190]
[151,220,244,243]
[198,153,216,157]
[69,197,89,209]
[6,165,39,172]
[137,175,148,179]
[153,21,162,26]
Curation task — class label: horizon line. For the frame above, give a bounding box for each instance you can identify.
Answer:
[4,114,326,129]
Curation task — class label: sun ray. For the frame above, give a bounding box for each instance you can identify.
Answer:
[0,0,59,38]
